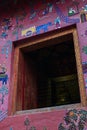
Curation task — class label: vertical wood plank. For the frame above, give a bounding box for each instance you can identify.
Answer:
[73,29,87,106]
[11,47,20,115]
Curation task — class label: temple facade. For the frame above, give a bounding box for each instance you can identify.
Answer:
[0,0,87,129]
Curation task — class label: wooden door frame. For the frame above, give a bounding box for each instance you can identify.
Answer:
[8,25,87,115]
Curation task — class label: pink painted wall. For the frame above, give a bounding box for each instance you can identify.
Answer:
[0,0,87,129]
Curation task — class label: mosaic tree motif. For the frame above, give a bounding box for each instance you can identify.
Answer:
[12,17,24,40]
[0,18,13,39]
[12,8,26,40]
[1,18,12,32]
[24,118,37,130]
[58,109,87,130]
[0,64,8,104]
[1,40,12,58]
[24,118,48,130]
[0,84,8,104]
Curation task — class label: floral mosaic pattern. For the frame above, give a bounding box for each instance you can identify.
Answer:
[58,109,87,130]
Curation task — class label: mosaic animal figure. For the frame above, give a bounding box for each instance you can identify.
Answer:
[0,74,8,85]
[36,22,52,34]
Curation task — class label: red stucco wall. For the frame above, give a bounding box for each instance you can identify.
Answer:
[0,0,87,129]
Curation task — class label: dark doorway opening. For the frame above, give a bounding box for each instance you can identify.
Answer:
[17,34,81,111]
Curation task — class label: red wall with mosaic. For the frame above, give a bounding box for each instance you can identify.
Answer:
[0,0,87,129]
